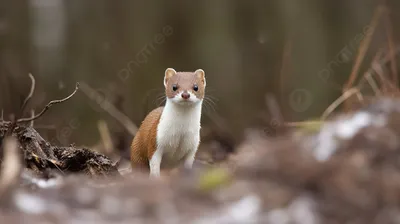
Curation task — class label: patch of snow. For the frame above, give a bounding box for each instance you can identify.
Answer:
[314,122,338,162]
[265,195,318,224]
[313,111,387,162]
[35,178,61,188]
[14,192,47,214]
[335,112,372,139]
[225,194,261,221]
[288,195,319,224]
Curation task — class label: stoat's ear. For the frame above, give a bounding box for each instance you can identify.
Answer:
[195,69,206,86]
[164,68,176,87]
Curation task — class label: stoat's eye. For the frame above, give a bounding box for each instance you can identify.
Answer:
[193,84,198,92]
[172,84,178,91]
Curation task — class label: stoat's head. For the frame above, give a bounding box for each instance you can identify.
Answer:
[164,68,206,106]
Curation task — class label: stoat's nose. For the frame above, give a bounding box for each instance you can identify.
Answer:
[181,92,190,99]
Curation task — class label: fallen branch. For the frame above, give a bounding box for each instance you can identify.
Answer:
[17,82,80,123]
[79,82,138,136]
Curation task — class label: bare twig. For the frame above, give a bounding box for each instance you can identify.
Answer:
[20,73,36,115]
[79,82,138,136]
[372,60,398,93]
[344,6,384,92]
[364,73,382,95]
[357,46,400,94]
[321,88,364,120]
[30,109,35,127]
[17,82,80,123]
[97,120,114,155]
[284,120,323,127]
[383,6,398,84]
[0,137,22,198]
[357,49,384,95]
[0,109,3,121]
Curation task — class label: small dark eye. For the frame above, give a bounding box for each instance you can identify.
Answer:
[193,84,198,91]
[172,84,178,91]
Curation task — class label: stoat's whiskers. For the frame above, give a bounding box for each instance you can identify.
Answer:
[202,95,218,115]
[155,93,167,107]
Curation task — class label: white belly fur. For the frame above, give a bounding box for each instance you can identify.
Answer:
[156,99,202,169]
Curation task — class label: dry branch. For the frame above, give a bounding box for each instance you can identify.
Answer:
[17,82,80,123]
[384,6,398,84]
[321,88,364,120]
[344,6,384,92]
[30,110,35,127]
[79,82,138,136]
[20,73,36,116]
[97,120,115,155]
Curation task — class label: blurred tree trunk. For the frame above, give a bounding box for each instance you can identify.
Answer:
[0,1,31,116]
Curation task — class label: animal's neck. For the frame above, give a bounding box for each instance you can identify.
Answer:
[161,98,202,127]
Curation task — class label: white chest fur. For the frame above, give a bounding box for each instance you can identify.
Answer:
[155,99,202,169]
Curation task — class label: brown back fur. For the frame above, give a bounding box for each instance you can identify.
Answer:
[130,106,164,170]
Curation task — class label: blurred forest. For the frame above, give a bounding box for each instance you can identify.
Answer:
[0,0,399,154]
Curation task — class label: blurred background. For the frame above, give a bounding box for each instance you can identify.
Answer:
[0,0,398,161]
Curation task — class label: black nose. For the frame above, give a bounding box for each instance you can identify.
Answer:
[181,92,190,99]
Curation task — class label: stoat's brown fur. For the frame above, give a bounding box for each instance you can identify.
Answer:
[130,68,206,177]
[130,106,163,170]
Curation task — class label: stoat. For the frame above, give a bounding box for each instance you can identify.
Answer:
[130,68,206,177]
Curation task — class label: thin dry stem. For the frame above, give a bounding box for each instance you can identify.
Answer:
[20,73,36,115]
[79,82,138,136]
[17,82,80,123]
[364,73,382,95]
[384,7,398,84]
[321,88,364,120]
[372,60,398,92]
[30,110,35,127]
[357,50,384,95]
[284,120,322,127]
[97,120,114,155]
[344,6,384,92]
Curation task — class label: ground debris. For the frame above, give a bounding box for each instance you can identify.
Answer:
[3,98,400,223]
[0,121,119,177]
